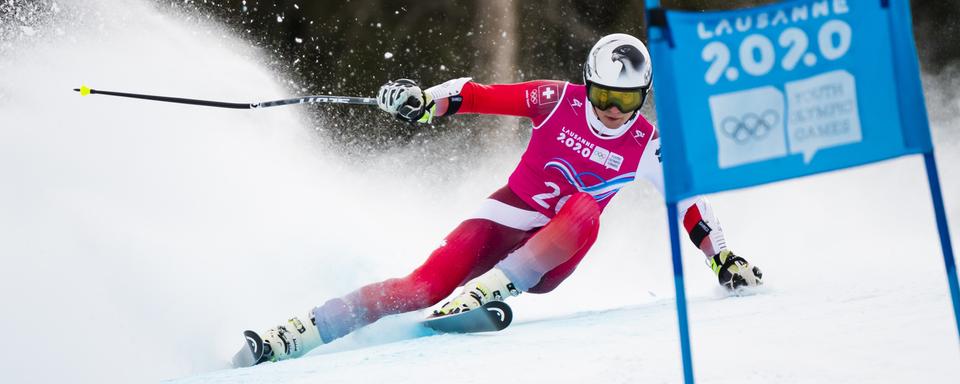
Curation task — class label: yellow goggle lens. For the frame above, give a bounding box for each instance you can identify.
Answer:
[587,85,644,113]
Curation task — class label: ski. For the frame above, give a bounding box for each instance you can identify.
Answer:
[232,330,272,368]
[233,302,513,368]
[422,301,513,334]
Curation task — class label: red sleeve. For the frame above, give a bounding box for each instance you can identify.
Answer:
[456,80,566,126]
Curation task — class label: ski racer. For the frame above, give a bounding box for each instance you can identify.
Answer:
[254,33,762,362]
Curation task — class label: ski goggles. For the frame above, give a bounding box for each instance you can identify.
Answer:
[586,83,648,113]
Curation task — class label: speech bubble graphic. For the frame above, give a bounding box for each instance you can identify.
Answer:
[785,70,862,163]
[604,152,624,171]
[709,86,787,169]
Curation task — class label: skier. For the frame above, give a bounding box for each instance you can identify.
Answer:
[253,33,762,362]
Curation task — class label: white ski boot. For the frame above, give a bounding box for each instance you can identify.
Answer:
[709,250,763,290]
[435,268,520,316]
[260,313,323,362]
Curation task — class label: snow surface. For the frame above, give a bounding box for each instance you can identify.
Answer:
[0,1,958,383]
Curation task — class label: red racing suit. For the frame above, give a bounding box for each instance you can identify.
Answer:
[311,79,728,344]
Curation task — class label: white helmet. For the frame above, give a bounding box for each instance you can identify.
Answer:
[583,33,653,92]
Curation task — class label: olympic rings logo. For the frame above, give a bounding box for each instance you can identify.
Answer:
[719,110,780,143]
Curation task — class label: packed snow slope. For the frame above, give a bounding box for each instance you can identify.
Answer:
[1,1,958,383]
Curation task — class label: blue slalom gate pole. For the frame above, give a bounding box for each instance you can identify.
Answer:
[667,203,695,384]
[923,152,960,342]
[646,0,694,381]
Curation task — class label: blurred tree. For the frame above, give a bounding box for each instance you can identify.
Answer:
[912,1,960,71]
[162,0,958,149]
[476,0,518,83]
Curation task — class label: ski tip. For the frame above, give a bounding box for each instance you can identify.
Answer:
[484,301,513,329]
[232,330,268,368]
[422,301,513,334]
[75,85,91,96]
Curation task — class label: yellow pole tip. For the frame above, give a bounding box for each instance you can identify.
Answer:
[79,85,91,96]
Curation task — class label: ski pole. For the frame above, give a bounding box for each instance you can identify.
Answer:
[73,85,377,109]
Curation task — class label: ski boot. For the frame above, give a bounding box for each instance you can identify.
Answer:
[260,313,324,362]
[435,268,521,316]
[709,250,763,290]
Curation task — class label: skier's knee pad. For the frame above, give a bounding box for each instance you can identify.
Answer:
[556,193,599,222]
[551,192,600,248]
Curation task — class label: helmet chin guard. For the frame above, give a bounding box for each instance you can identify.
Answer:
[586,103,639,139]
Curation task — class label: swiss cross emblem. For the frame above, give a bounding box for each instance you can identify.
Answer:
[538,85,559,105]
[542,87,555,99]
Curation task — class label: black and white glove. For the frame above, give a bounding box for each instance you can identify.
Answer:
[709,250,763,290]
[376,79,434,123]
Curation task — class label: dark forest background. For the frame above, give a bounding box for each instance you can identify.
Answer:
[157,0,960,149]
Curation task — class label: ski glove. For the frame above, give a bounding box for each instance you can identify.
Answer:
[376,79,435,124]
[709,250,763,290]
